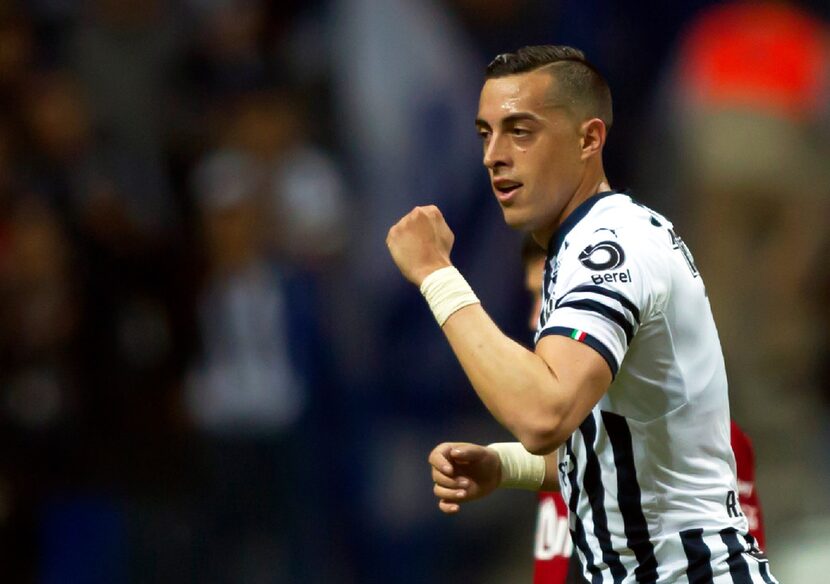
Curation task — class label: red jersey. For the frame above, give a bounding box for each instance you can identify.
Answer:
[533,491,572,584]
[730,420,766,551]
[533,421,766,583]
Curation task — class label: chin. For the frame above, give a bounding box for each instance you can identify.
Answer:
[500,207,533,231]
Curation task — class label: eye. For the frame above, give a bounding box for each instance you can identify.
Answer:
[477,128,491,141]
[511,127,531,138]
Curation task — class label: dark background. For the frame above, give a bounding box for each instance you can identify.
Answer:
[0,0,827,581]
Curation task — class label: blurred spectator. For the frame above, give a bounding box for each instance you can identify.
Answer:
[0,191,89,581]
[0,11,34,104]
[186,150,308,434]
[186,0,272,99]
[11,64,197,581]
[183,87,347,582]
[18,67,191,441]
[180,0,323,159]
[1,196,79,432]
[220,88,347,263]
[70,0,187,237]
[19,71,94,214]
[646,0,830,534]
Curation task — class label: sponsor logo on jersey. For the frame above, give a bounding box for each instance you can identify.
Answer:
[578,240,625,271]
[591,269,633,285]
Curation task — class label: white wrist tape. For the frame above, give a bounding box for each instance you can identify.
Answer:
[488,442,546,490]
[419,266,480,327]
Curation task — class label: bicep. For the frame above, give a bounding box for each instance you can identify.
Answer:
[535,334,612,440]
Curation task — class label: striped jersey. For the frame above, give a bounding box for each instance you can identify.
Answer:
[534,192,777,583]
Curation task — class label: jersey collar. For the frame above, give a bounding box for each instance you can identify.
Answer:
[547,190,617,260]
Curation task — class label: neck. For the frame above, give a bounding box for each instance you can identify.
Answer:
[533,173,611,249]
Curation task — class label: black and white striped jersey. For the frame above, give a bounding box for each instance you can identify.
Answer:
[535,192,777,583]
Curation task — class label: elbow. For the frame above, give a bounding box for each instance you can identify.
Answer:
[518,431,560,456]
[500,373,575,455]
[513,416,567,456]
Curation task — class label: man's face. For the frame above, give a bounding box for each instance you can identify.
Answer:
[524,255,546,331]
[476,69,585,242]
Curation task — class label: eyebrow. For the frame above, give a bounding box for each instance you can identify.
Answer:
[475,112,543,129]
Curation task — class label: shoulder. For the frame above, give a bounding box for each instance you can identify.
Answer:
[561,194,673,271]
[566,193,667,238]
[551,194,677,316]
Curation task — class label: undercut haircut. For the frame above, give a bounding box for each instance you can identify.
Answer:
[486,45,613,130]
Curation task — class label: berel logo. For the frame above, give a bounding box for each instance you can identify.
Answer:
[578,240,625,271]
[591,269,632,285]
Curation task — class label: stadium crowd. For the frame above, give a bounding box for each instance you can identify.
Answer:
[0,0,826,581]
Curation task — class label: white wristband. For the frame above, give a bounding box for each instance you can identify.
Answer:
[419,266,480,327]
[487,442,546,490]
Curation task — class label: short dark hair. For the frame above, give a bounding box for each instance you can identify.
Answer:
[486,45,613,129]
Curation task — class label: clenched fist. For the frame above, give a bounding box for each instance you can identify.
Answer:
[386,205,455,286]
[428,442,502,514]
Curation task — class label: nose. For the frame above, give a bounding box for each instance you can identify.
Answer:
[483,132,510,170]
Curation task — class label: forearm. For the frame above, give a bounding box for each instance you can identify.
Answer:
[442,303,564,454]
[387,206,609,456]
[542,452,560,491]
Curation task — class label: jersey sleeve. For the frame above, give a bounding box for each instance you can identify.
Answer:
[536,227,661,378]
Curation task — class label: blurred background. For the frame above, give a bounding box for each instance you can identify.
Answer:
[0,0,827,582]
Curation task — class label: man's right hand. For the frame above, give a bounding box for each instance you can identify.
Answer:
[428,442,501,514]
[386,205,454,287]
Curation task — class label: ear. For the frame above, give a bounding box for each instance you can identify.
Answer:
[580,118,607,161]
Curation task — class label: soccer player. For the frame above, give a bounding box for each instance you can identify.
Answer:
[386,45,777,582]
[428,239,767,583]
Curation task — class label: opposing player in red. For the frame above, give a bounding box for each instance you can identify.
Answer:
[429,238,766,583]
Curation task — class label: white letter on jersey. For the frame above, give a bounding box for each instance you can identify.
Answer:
[534,498,573,560]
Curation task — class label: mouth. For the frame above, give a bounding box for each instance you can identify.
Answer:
[493,180,523,203]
